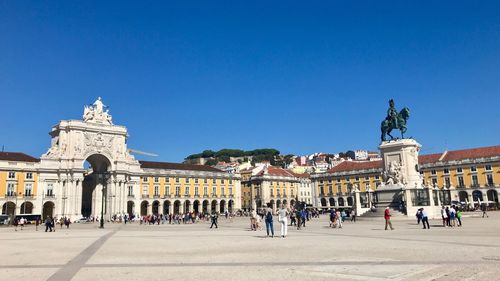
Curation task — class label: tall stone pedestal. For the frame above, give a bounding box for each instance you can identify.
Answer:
[379,139,422,190]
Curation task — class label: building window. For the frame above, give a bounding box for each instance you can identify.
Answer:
[185,186,190,195]
[445,177,450,188]
[365,176,369,181]
[7,183,15,196]
[8,172,15,179]
[26,172,33,180]
[375,175,380,180]
[154,186,159,196]
[444,168,449,175]
[345,177,350,182]
[486,174,494,186]
[142,177,148,182]
[212,186,216,195]
[229,187,233,195]
[485,165,492,171]
[472,175,479,187]
[221,179,225,184]
[470,166,477,172]
[432,178,437,186]
[195,178,199,184]
[204,186,208,195]
[165,186,170,196]
[142,186,148,196]
[47,183,54,196]
[175,177,180,183]
[204,178,208,184]
[154,177,159,183]
[175,186,180,196]
[355,176,359,181]
[457,167,463,173]
[458,176,464,187]
[320,180,323,184]
[229,179,232,184]
[165,177,169,182]
[212,178,216,184]
[185,178,190,184]
[127,186,133,196]
[328,186,333,194]
[23,183,32,196]
[431,170,436,175]
[270,189,274,196]
[221,187,225,196]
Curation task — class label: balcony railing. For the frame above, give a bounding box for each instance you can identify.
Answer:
[163,194,172,198]
[141,194,149,199]
[153,194,160,199]
[127,194,135,198]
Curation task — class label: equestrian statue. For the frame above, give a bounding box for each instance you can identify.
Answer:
[381,99,410,142]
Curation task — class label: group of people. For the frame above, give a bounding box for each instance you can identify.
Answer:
[440,206,463,227]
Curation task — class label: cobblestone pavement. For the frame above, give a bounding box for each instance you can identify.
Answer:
[1,212,499,281]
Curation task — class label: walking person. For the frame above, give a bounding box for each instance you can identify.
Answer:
[265,206,274,238]
[457,209,463,227]
[481,204,489,218]
[336,209,343,229]
[277,205,288,238]
[209,212,218,229]
[350,209,356,222]
[45,216,53,232]
[441,206,448,227]
[296,209,302,230]
[421,208,430,229]
[384,207,394,230]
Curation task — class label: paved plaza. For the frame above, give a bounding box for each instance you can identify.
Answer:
[1,213,499,281]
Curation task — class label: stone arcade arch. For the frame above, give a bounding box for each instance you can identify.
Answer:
[82,154,112,219]
[42,201,55,219]
[163,200,171,215]
[320,198,327,208]
[338,197,345,206]
[20,202,33,214]
[347,197,354,206]
[220,200,226,213]
[174,200,181,214]
[2,202,16,216]
[127,201,135,217]
[140,201,148,216]
[228,200,234,213]
[152,200,160,215]
[458,191,468,202]
[211,200,218,213]
[487,190,498,203]
[193,200,200,214]
[329,198,335,207]
[202,200,209,213]
[472,190,483,202]
[184,200,191,214]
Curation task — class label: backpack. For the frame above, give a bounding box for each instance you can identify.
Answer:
[266,211,273,221]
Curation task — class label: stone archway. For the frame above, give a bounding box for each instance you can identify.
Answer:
[338,197,345,206]
[228,200,234,213]
[20,202,33,214]
[472,190,483,202]
[347,197,354,206]
[184,200,191,213]
[174,200,181,214]
[2,202,16,216]
[140,201,148,216]
[220,200,226,213]
[320,198,327,207]
[329,198,336,207]
[487,189,498,203]
[193,200,200,214]
[127,201,135,217]
[202,200,209,213]
[152,200,160,215]
[82,154,111,218]
[42,201,55,219]
[163,200,171,215]
[211,200,217,213]
[458,191,468,202]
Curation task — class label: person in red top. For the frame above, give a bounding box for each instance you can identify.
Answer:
[384,207,394,230]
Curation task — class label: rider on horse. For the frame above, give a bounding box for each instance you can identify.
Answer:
[386,99,398,129]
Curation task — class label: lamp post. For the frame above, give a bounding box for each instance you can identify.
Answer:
[98,172,110,229]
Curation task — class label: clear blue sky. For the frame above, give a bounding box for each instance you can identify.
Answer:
[1,1,499,162]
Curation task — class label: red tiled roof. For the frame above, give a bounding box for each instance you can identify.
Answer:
[327,161,383,173]
[139,161,222,172]
[0,152,39,163]
[418,153,442,164]
[443,146,500,161]
[266,166,296,177]
[292,172,310,178]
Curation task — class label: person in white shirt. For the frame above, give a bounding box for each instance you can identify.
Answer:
[277,205,289,238]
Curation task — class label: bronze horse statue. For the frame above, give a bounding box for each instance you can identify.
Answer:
[381,107,410,141]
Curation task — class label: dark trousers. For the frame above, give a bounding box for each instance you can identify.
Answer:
[457,217,462,226]
[422,217,430,229]
[210,220,218,228]
[45,224,52,232]
[301,218,305,227]
[265,220,274,236]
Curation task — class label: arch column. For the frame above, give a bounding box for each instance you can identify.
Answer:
[147,201,152,215]
[74,179,83,218]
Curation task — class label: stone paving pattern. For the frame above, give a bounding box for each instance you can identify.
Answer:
[1,212,499,281]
